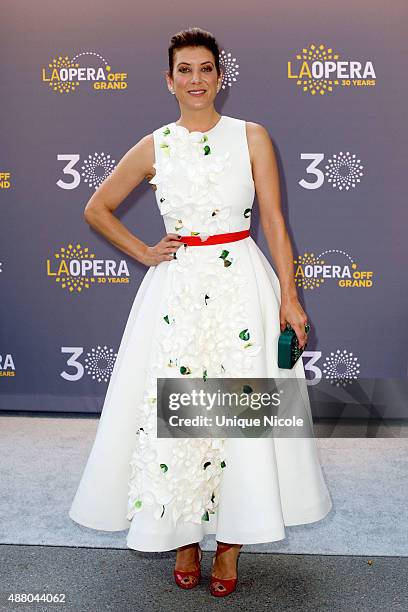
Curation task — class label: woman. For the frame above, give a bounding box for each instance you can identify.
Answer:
[69,27,332,597]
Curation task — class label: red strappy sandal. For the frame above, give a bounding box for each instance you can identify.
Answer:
[209,543,242,597]
[173,543,202,589]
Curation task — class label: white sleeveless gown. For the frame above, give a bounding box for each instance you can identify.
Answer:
[69,115,333,551]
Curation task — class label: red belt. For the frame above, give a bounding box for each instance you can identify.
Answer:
[179,229,250,246]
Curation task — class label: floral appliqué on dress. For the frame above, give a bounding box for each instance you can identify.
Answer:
[126,123,262,526]
[148,122,232,238]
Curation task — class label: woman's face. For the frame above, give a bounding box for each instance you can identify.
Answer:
[167,46,222,109]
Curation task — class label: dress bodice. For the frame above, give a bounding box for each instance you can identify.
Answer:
[149,115,255,241]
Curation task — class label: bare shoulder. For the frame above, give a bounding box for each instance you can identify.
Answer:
[245,121,270,140]
[118,132,155,183]
[85,132,157,214]
[136,133,155,181]
[244,121,275,164]
[127,134,155,180]
[245,121,271,145]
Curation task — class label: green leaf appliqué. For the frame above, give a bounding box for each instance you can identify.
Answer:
[239,328,250,341]
[219,249,232,266]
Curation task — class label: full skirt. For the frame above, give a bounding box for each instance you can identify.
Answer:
[69,237,333,551]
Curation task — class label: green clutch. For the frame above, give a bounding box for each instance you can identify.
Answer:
[278,323,309,369]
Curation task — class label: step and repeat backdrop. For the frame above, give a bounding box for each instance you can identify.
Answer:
[1,0,407,415]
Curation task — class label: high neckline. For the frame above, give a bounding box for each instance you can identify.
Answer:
[174,115,224,135]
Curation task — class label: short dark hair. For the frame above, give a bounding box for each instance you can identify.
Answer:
[168,27,221,78]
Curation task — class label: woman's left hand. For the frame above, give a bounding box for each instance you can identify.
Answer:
[279,296,309,350]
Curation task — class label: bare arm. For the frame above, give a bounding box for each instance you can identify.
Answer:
[83,134,182,267]
[246,122,309,349]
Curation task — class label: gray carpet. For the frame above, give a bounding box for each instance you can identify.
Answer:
[1,544,407,611]
[0,414,407,556]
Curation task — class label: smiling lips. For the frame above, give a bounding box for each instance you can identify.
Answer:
[188,89,206,96]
